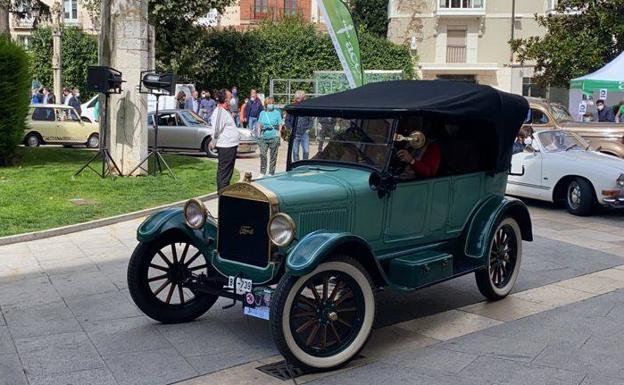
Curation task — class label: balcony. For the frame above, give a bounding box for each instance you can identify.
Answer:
[437,0,486,16]
[446,46,466,63]
[11,15,34,29]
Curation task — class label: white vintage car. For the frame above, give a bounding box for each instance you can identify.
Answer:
[507,130,624,216]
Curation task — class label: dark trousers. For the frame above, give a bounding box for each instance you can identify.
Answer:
[217,146,237,191]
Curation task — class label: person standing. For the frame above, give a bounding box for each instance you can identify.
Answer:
[285,90,312,161]
[41,87,55,104]
[615,101,624,123]
[199,90,216,123]
[245,89,263,133]
[596,99,615,122]
[210,89,239,191]
[71,87,82,115]
[257,97,283,176]
[230,86,240,127]
[62,87,72,105]
[31,89,41,104]
[175,91,186,110]
[185,90,201,114]
[240,97,249,128]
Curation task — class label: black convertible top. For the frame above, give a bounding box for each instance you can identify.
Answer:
[286,80,529,172]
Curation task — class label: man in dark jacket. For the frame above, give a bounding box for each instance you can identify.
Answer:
[596,99,616,122]
[245,89,263,132]
[285,90,313,161]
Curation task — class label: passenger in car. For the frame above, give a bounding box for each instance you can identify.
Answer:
[395,128,441,179]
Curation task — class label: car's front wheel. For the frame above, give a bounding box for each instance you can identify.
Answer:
[202,137,218,158]
[270,256,376,372]
[565,178,594,216]
[25,133,41,147]
[475,217,522,300]
[127,233,220,324]
[86,133,99,149]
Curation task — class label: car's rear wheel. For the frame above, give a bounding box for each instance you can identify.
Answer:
[565,178,594,216]
[270,256,376,372]
[25,133,41,147]
[202,137,218,158]
[475,217,522,301]
[86,133,99,148]
[127,233,220,324]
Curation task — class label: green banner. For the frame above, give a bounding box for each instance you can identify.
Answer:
[570,79,624,92]
[318,0,363,89]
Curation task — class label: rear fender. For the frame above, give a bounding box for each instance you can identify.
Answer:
[464,196,532,260]
[286,231,387,285]
[590,139,624,158]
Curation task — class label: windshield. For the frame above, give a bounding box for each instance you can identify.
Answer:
[179,110,207,126]
[550,104,574,123]
[538,131,588,153]
[290,117,394,170]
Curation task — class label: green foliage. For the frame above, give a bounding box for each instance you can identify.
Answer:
[29,26,98,97]
[159,16,415,96]
[350,0,389,38]
[0,35,31,166]
[511,0,624,87]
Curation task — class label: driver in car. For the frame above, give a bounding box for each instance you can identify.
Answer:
[395,128,441,179]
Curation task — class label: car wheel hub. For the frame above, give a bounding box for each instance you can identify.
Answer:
[489,225,517,289]
[568,183,581,208]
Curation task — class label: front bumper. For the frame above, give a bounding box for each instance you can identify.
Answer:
[602,196,624,207]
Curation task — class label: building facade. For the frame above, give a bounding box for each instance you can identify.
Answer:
[9,0,95,47]
[388,0,560,98]
[217,0,320,29]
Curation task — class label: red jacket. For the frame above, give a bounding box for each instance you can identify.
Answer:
[410,143,441,177]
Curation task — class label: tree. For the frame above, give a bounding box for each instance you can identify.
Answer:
[350,0,389,37]
[511,0,624,87]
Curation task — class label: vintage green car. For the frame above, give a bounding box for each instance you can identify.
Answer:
[127,80,532,371]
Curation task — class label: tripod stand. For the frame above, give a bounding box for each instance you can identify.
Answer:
[127,93,176,179]
[75,93,123,178]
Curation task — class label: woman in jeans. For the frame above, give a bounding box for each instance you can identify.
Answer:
[256,97,283,176]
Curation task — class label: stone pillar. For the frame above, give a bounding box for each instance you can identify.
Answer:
[99,0,150,175]
[51,1,63,104]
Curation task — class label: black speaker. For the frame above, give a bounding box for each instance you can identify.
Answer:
[87,66,123,94]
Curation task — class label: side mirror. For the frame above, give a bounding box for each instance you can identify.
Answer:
[369,172,396,198]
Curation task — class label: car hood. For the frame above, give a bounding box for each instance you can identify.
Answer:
[254,165,371,209]
[553,150,624,172]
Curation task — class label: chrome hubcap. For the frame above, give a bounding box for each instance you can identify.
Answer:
[568,182,581,209]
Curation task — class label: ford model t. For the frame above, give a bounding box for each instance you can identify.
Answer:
[127,80,532,371]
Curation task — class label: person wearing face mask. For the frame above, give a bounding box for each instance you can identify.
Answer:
[199,90,216,124]
[596,99,615,122]
[245,89,264,133]
[230,86,241,127]
[256,97,283,176]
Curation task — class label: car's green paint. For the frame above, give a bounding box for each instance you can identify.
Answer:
[388,251,453,288]
[137,208,188,243]
[210,252,279,285]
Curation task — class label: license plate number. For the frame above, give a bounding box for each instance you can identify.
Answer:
[227,276,252,295]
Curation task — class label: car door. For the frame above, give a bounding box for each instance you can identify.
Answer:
[56,107,86,143]
[153,112,187,150]
[507,145,544,199]
[29,106,57,141]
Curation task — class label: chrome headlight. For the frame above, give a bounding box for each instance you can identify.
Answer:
[617,174,624,188]
[268,213,296,247]
[184,199,208,229]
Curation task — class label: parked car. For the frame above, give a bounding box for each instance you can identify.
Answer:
[507,130,624,215]
[80,95,99,123]
[525,97,624,158]
[127,81,533,371]
[24,104,99,148]
[147,109,257,158]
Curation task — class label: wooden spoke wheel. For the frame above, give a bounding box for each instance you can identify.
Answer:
[270,256,376,371]
[127,233,220,324]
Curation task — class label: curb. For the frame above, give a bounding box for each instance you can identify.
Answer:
[0,192,219,247]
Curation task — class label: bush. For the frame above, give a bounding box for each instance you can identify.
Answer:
[29,26,98,98]
[0,35,31,166]
[159,16,415,96]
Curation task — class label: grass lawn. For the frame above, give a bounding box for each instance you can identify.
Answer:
[0,147,233,237]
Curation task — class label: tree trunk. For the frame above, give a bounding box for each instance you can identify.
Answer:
[0,6,10,36]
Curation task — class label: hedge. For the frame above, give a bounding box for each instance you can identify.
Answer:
[159,16,416,96]
[0,35,31,166]
[29,26,98,98]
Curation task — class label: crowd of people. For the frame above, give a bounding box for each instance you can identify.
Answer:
[31,86,83,115]
[583,99,624,123]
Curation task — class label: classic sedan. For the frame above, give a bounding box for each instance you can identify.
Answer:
[507,130,624,215]
[24,104,100,148]
[147,109,257,158]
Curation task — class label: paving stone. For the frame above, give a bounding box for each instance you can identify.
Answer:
[105,348,197,385]
[0,243,34,258]
[513,284,595,307]
[379,345,477,374]
[0,353,28,385]
[29,368,118,385]
[176,360,288,385]
[28,241,85,259]
[157,319,250,357]
[66,291,140,323]
[0,255,43,282]
[50,270,118,298]
[362,325,439,359]
[185,350,263,376]
[439,331,547,363]
[0,275,61,308]
[0,326,16,354]
[3,301,81,339]
[534,342,624,379]
[461,296,553,322]
[555,274,624,295]
[83,316,172,357]
[580,374,624,385]
[38,256,100,276]
[459,355,585,385]
[15,332,104,376]
[396,310,502,341]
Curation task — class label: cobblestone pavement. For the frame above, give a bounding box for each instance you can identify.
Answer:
[0,149,623,385]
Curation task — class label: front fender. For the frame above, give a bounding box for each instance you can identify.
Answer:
[464,195,532,260]
[286,231,376,277]
[136,208,217,248]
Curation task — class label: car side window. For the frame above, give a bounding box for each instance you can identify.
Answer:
[175,114,186,127]
[32,107,55,122]
[67,109,81,122]
[530,109,549,125]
